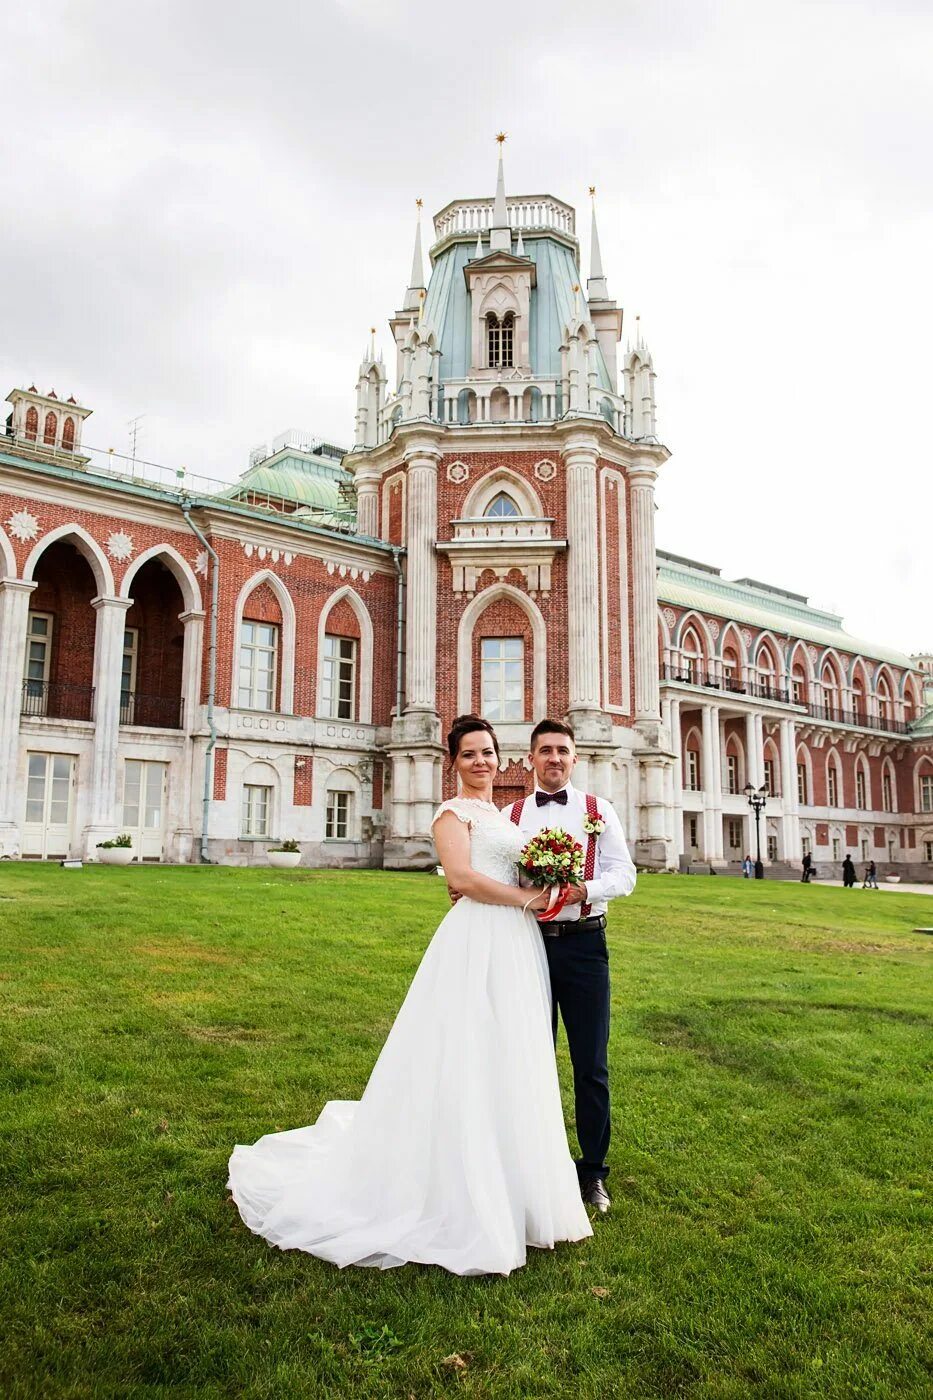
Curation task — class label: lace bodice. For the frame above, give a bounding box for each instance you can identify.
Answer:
[432,798,524,885]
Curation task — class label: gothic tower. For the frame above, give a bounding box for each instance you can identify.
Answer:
[343,143,671,868]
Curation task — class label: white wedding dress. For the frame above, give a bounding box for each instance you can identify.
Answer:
[227,797,592,1276]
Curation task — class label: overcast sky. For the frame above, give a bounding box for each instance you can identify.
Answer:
[1,0,930,654]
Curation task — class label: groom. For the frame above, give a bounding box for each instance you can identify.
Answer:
[505,719,636,1214]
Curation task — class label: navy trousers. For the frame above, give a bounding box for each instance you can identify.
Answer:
[541,926,611,1181]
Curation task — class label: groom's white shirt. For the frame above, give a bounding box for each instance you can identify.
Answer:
[505,784,636,922]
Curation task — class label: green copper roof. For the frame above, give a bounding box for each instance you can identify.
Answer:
[222,449,352,514]
[658,555,914,668]
[423,234,612,390]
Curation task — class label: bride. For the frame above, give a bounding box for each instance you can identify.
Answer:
[227,714,592,1276]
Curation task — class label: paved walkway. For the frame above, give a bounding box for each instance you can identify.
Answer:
[809,880,933,896]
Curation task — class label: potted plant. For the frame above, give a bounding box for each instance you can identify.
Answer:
[96,833,134,866]
[268,838,302,870]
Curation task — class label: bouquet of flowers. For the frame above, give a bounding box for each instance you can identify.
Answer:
[518,827,585,922]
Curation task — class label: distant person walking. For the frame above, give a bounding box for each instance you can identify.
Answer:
[741,854,753,878]
[842,854,856,888]
[801,852,813,883]
[863,860,879,889]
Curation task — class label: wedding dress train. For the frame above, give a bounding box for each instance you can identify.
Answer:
[227,797,592,1275]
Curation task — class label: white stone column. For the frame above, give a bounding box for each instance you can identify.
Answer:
[562,432,602,713]
[668,696,684,860]
[780,716,800,861]
[701,703,716,860]
[745,710,764,789]
[356,470,380,539]
[0,578,37,854]
[710,704,724,859]
[176,608,205,863]
[630,459,661,724]
[84,595,133,853]
[403,441,440,713]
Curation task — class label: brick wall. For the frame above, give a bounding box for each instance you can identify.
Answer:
[30,540,98,693]
[125,558,185,712]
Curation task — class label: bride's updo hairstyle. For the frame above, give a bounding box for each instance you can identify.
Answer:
[446,714,501,765]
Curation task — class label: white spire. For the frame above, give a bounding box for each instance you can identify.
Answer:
[587,186,609,300]
[489,133,511,252]
[475,229,484,259]
[516,228,525,257]
[403,198,426,310]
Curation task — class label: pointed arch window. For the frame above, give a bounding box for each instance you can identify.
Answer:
[486,312,514,368]
[484,492,520,519]
[25,406,38,441]
[43,411,57,446]
[61,416,75,452]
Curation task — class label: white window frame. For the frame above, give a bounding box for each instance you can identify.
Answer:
[828,765,839,807]
[23,611,54,714]
[237,621,279,711]
[919,775,933,814]
[480,636,524,722]
[686,749,701,792]
[321,635,357,720]
[241,783,272,838]
[882,771,894,813]
[763,757,776,797]
[797,762,808,805]
[923,838,933,862]
[726,753,739,795]
[325,789,352,841]
[121,626,139,724]
[802,835,811,858]
[727,817,743,850]
[856,768,867,810]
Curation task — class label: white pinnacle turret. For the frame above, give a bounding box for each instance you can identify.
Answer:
[403,199,426,310]
[587,186,609,301]
[489,133,511,252]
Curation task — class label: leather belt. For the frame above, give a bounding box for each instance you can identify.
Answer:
[537,914,607,939]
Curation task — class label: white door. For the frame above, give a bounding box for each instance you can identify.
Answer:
[22,752,75,858]
[121,760,168,860]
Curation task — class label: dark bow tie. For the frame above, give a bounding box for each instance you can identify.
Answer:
[536,789,568,807]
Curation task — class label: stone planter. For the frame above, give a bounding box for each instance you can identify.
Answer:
[98,846,134,866]
[885,874,901,884]
[268,850,302,869]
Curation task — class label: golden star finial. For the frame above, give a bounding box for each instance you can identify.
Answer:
[370,326,376,335]
[572,283,580,294]
[415,197,423,209]
[495,131,507,146]
[588,185,596,197]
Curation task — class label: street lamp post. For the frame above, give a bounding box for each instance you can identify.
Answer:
[744,782,768,879]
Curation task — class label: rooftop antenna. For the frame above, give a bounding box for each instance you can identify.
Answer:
[127,414,145,468]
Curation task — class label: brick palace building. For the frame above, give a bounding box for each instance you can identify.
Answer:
[1,151,931,874]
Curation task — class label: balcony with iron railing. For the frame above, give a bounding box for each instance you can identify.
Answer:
[21,679,94,721]
[120,692,184,730]
[660,664,912,732]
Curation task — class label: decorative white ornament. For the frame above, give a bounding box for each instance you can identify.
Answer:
[107,531,134,562]
[284,552,294,566]
[271,549,280,563]
[338,564,347,577]
[351,567,359,580]
[662,607,676,629]
[362,570,371,583]
[244,543,254,558]
[534,459,557,482]
[446,461,469,484]
[808,645,818,663]
[707,618,721,640]
[326,561,335,575]
[741,628,753,647]
[7,510,39,541]
[195,550,209,577]
[258,546,267,560]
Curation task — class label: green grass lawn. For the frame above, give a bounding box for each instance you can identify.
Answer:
[1,865,930,1399]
